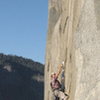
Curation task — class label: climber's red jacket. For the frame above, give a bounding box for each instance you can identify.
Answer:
[50,75,61,90]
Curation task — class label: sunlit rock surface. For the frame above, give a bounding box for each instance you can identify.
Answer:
[45,0,100,100]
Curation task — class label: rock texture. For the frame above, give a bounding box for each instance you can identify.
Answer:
[45,0,100,100]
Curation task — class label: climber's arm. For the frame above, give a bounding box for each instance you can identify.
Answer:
[56,64,63,77]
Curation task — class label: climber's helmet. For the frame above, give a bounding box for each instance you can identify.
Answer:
[51,72,56,78]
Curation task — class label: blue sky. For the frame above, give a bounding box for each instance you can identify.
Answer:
[0,0,48,64]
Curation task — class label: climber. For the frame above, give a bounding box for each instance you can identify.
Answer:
[50,62,69,100]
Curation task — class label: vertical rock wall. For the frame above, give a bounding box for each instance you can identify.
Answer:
[45,0,100,100]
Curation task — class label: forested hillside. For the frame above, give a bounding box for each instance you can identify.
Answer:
[0,53,44,100]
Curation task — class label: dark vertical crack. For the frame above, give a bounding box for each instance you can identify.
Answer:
[63,16,69,33]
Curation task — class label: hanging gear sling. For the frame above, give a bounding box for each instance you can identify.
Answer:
[61,61,65,92]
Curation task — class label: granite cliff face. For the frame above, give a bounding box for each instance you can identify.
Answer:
[45,0,100,100]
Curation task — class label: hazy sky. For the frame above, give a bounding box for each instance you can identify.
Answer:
[0,0,48,64]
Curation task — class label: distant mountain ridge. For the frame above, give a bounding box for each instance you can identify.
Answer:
[0,53,44,100]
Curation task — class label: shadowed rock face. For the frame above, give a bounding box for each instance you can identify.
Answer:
[45,0,100,100]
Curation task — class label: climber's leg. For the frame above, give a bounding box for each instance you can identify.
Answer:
[53,90,60,100]
[58,90,68,100]
[53,89,59,97]
[54,90,68,100]
[54,96,59,100]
